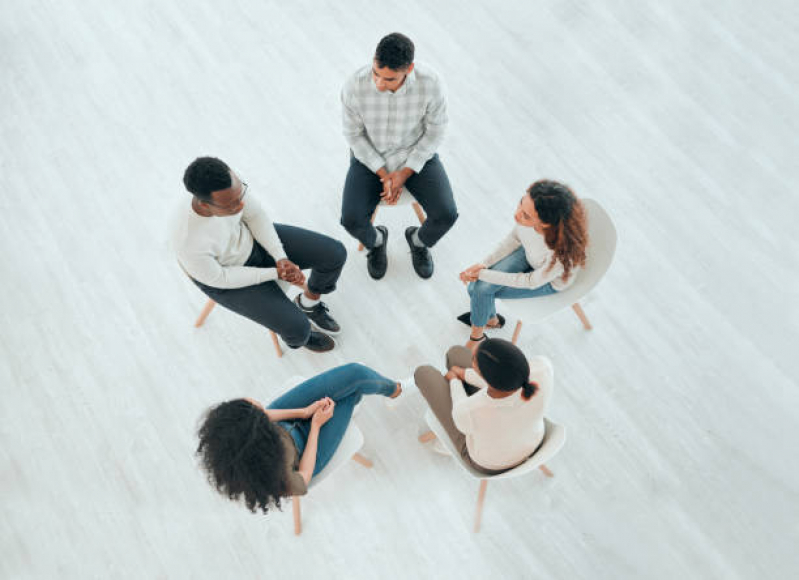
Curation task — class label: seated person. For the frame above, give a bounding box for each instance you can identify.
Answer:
[174,156,346,352]
[415,339,553,475]
[458,180,588,351]
[196,363,402,512]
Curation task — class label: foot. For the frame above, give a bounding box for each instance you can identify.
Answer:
[303,330,335,353]
[385,380,406,409]
[405,226,433,279]
[465,334,487,352]
[486,315,505,329]
[294,295,341,335]
[457,312,505,329]
[366,225,388,280]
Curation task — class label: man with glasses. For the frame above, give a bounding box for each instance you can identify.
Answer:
[173,156,345,352]
[340,32,458,280]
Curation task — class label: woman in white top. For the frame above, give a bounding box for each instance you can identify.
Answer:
[415,339,553,475]
[459,180,588,350]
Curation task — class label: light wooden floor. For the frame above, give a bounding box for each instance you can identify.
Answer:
[2,1,798,578]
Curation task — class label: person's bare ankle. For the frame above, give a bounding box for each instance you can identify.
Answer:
[390,382,402,398]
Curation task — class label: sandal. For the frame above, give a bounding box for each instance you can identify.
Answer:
[457,312,505,329]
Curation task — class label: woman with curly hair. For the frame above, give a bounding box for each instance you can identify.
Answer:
[458,180,588,350]
[196,363,401,513]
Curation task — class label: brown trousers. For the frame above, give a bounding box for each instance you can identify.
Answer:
[415,346,509,476]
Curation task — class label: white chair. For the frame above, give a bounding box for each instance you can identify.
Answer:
[282,376,372,536]
[498,198,617,344]
[357,188,426,251]
[420,410,566,532]
[192,277,294,358]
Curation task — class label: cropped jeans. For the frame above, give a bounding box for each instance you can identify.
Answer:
[467,247,557,327]
[268,363,396,476]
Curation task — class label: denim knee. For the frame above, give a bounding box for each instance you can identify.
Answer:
[470,280,496,297]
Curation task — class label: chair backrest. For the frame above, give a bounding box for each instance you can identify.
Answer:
[424,410,566,481]
[498,198,617,322]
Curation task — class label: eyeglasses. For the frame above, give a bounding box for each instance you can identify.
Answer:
[207,181,248,210]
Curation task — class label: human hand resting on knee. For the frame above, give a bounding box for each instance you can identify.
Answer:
[276,258,306,286]
[459,263,486,284]
[303,397,332,419]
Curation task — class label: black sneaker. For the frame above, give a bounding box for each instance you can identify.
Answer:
[294,295,341,335]
[405,226,433,279]
[366,225,388,280]
[303,331,335,353]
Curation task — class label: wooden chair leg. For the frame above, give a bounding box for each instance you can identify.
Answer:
[292,496,301,535]
[474,480,488,533]
[511,320,523,344]
[270,331,283,358]
[412,201,426,225]
[194,299,216,328]
[418,431,437,444]
[539,464,554,477]
[357,207,380,252]
[572,303,592,330]
[351,452,373,468]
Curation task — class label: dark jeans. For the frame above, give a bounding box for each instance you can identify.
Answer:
[340,153,458,249]
[194,224,346,348]
[269,363,396,476]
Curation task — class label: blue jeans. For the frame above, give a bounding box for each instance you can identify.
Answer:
[467,247,557,327]
[267,363,396,476]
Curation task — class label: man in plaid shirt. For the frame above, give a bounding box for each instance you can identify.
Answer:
[340,33,458,280]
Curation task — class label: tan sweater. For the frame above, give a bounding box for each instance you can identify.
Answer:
[449,356,554,470]
[478,225,577,291]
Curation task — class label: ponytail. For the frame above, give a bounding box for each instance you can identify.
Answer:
[521,381,538,401]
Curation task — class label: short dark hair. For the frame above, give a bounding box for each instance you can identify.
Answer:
[183,156,231,201]
[375,33,415,70]
[196,399,289,514]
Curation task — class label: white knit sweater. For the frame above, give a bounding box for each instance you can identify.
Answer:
[478,224,577,291]
[172,195,287,289]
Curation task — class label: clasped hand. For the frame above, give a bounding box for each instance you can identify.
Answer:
[276,258,305,286]
[305,397,335,427]
[459,263,486,284]
[379,168,413,205]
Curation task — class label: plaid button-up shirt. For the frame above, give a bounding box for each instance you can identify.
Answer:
[341,62,448,174]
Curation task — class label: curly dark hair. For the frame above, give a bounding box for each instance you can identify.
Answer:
[196,399,289,514]
[527,180,588,283]
[375,32,415,70]
[183,156,231,202]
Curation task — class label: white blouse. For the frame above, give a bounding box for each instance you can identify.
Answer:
[449,355,554,470]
